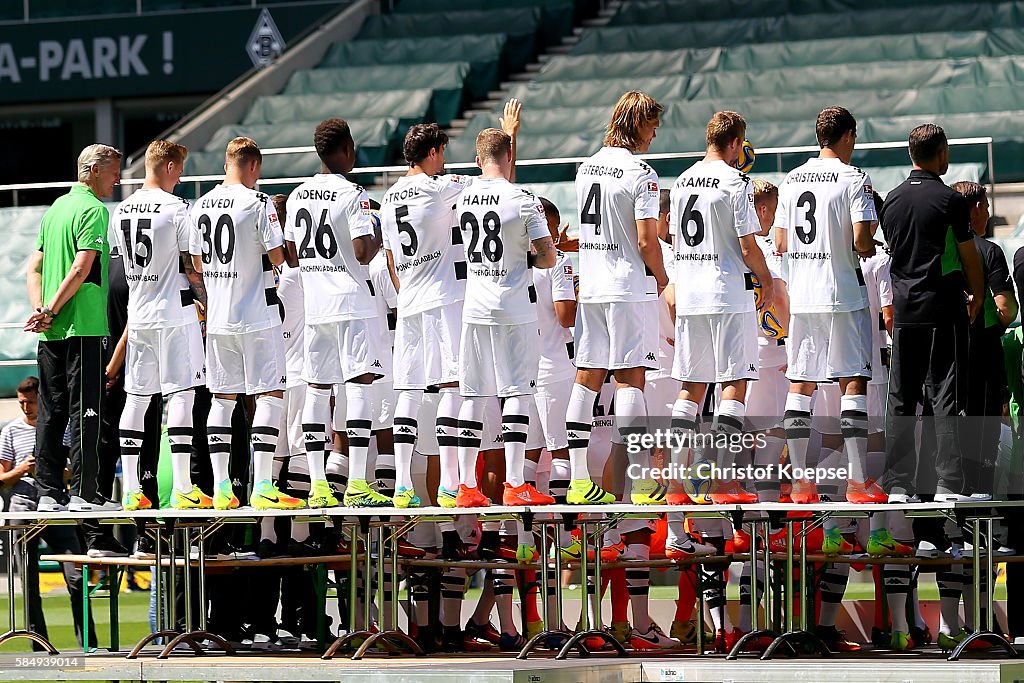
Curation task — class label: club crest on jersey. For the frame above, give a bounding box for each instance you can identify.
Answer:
[647,181,659,195]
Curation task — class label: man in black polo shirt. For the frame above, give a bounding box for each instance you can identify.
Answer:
[880,124,984,503]
[952,181,1016,498]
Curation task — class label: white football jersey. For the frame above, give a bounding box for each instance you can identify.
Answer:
[575,146,661,304]
[380,172,472,317]
[775,157,876,314]
[647,239,676,380]
[110,188,196,330]
[285,174,376,324]
[860,249,893,384]
[369,249,398,347]
[276,263,305,387]
[457,177,550,325]
[188,183,283,335]
[670,159,760,315]
[533,250,577,385]
[756,234,786,282]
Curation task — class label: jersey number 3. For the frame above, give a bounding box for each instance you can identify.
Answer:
[795,191,817,245]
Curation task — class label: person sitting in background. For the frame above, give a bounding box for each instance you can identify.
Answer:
[0,376,96,650]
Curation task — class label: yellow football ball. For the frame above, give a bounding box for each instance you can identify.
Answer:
[760,307,786,339]
[734,139,756,174]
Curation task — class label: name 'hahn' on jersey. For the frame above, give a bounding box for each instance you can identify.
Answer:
[457,177,549,325]
[188,184,283,335]
[285,173,377,324]
[380,173,472,317]
[775,157,876,314]
[670,159,760,314]
[110,187,197,329]
[575,146,661,304]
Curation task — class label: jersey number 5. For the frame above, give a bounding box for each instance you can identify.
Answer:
[119,218,153,269]
[581,183,602,236]
[395,205,418,257]
[198,214,235,264]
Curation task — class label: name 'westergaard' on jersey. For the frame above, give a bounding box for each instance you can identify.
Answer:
[188,183,283,335]
[110,187,197,330]
[775,156,876,314]
[285,173,376,325]
[457,177,550,326]
[575,146,661,304]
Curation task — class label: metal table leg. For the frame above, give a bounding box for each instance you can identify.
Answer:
[519,519,571,659]
[352,520,421,660]
[0,525,58,654]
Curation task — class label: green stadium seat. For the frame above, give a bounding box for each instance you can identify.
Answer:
[284,63,471,128]
[357,8,542,73]
[319,34,507,100]
[573,1,1020,54]
[537,29,1024,81]
[202,118,399,167]
[394,0,575,46]
[242,90,434,128]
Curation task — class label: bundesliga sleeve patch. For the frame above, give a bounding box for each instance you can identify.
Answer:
[864,183,874,198]
[269,211,280,226]
[359,199,371,214]
[563,264,573,275]
[647,181,659,195]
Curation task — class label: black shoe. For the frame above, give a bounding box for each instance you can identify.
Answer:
[909,625,932,646]
[441,530,466,561]
[287,538,327,557]
[258,539,285,559]
[132,534,164,559]
[477,529,500,561]
[88,536,129,558]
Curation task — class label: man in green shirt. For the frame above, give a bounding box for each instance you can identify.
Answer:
[24,144,123,544]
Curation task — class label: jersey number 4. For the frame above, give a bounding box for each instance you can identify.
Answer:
[461,211,503,263]
[198,214,236,264]
[296,208,338,259]
[119,218,153,269]
[581,183,602,235]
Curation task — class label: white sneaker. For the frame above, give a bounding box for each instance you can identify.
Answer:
[630,622,678,650]
[916,540,949,559]
[69,496,121,512]
[37,496,67,512]
[997,545,1016,556]
[666,534,716,558]
[888,493,910,504]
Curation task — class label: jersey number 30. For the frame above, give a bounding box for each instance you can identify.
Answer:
[198,214,235,264]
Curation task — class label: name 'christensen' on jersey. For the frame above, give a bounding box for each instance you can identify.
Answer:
[575,146,660,304]
[458,177,549,325]
[775,157,876,313]
[188,183,283,335]
[285,173,376,324]
[110,187,196,329]
[380,173,472,317]
[670,159,760,314]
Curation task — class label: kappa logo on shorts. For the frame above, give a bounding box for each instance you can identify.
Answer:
[530,380,536,388]
[863,363,872,371]
[645,352,656,361]
[371,359,383,368]
[195,371,202,380]
[280,376,288,384]
[748,364,756,372]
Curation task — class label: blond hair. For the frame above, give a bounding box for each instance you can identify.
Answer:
[225,136,262,167]
[475,128,512,164]
[145,140,188,172]
[706,111,746,151]
[752,179,778,207]
[77,144,121,182]
[604,91,664,151]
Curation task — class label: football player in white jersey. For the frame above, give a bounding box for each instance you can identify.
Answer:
[381,102,521,509]
[773,107,884,506]
[284,118,390,508]
[189,137,303,511]
[111,141,210,511]
[451,127,557,509]
[566,90,669,505]
[669,111,774,508]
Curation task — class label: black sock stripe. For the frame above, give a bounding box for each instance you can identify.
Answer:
[503,414,529,425]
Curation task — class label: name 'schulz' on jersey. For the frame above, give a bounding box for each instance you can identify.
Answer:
[189,184,283,335]
[285,173,376,324]
[380,173,471,317]
[111,187,196,329]
[457,177,550,326]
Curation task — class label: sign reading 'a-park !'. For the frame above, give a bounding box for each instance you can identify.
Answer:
[0,4,334,103]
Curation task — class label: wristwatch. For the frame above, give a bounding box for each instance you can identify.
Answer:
[40,306,55,319]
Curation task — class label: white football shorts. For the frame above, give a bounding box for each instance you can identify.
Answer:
[786,308,872,382]
[535,380,572,451]
[575,301,657,371]
[206,327,286,395]
[304,317,389,385]
[672,312,759,383]
[460,322,539,398]
[394,302,461,390]
[125,322,205,396]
